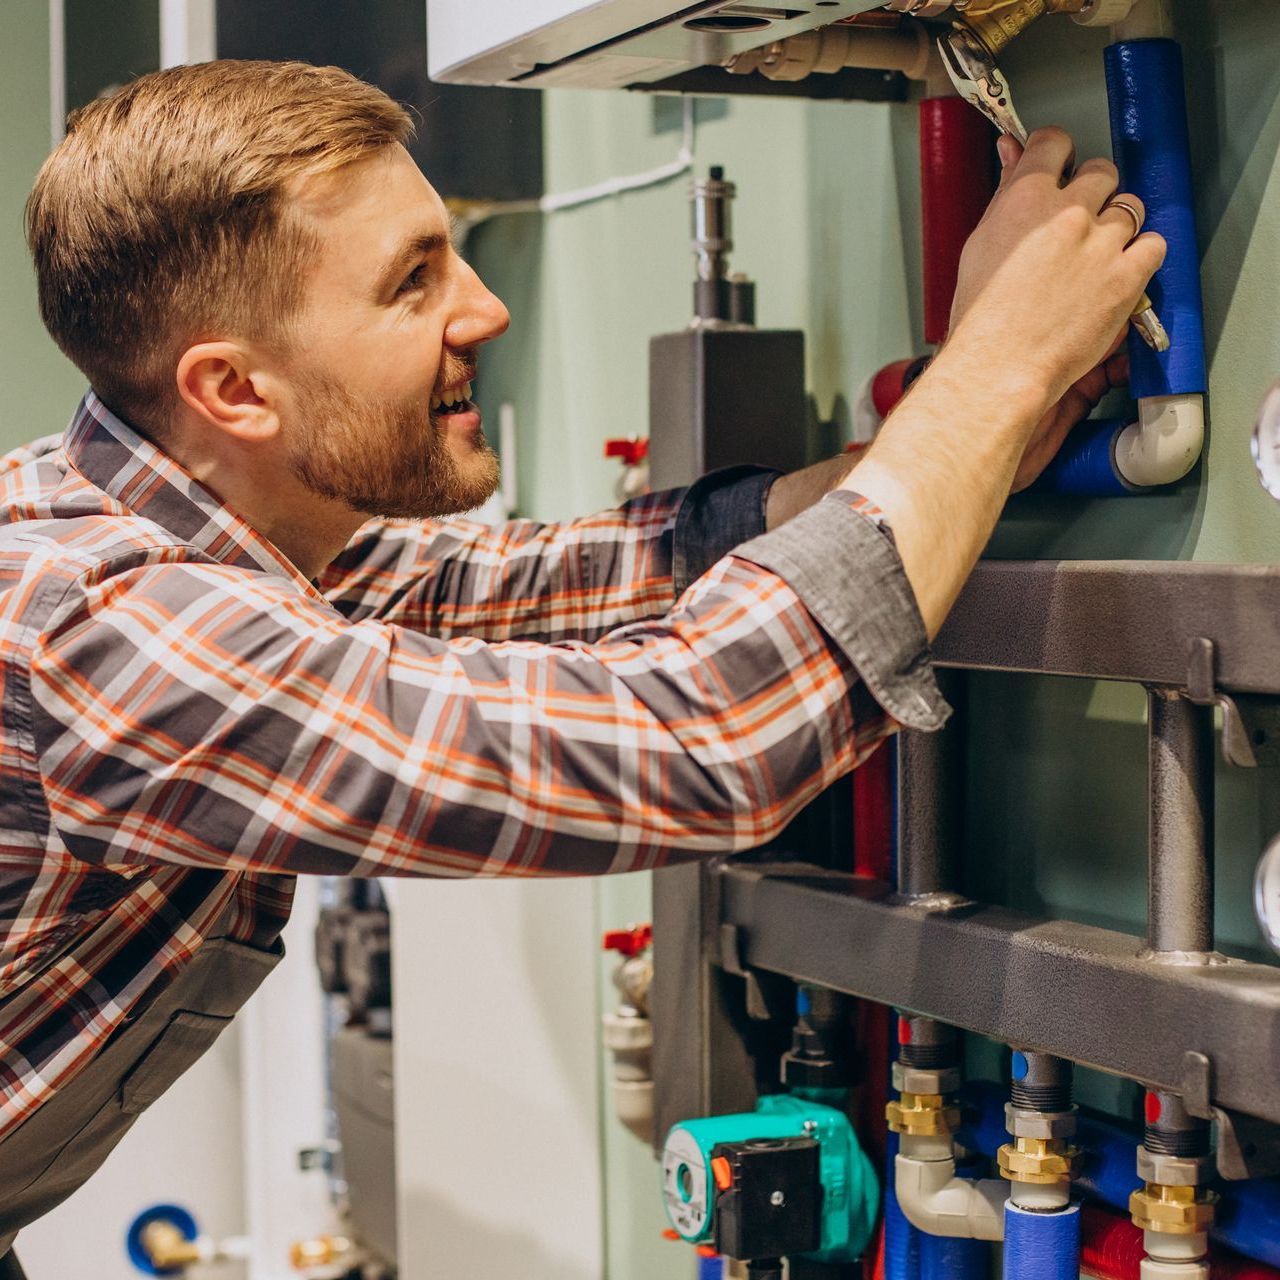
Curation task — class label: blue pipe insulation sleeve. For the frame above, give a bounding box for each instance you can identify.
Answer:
[1105,38,1207,400]
[956,1081,1280,1268]
[1002,1200,1080,1280]
[1030,418,1134,496]
[918,1234,987,1280]
[884,1129,921,1280]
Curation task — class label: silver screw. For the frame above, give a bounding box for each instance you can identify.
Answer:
[770,1190,786,1207]
[803,1120,817,1134]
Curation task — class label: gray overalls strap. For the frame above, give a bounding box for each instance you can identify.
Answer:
[0,916,283,1268]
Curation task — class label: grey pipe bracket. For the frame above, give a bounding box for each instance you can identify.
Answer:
[1175,1050,1280,1180]
[1184,637,1280,768]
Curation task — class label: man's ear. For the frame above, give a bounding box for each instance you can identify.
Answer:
[175,342,282,443]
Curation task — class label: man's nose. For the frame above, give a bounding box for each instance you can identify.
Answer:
[444,262,510,350]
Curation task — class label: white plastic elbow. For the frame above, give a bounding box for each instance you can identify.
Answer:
[1110,0,1176,40]
[1114,393,1205,488]
[894,1152,1008,1241]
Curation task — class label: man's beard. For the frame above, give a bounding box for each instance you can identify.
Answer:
[285,369,500,519]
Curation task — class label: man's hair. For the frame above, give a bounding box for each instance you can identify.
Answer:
[26,60,414,431]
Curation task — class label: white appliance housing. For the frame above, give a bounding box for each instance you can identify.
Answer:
[427,0,889,89]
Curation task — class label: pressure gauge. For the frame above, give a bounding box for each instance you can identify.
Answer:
[1252,379,1280,501]
[1254,833,1280,954]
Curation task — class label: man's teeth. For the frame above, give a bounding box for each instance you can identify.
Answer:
[430,381,474,412]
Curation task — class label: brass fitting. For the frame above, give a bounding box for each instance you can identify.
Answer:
[1129,1182,1219,1235]
[951,0,1088,58]
[140,1221,201,1269]
[886,1092,961,1137]
[997,1136,1082,1184]
[290,1235,354,1270]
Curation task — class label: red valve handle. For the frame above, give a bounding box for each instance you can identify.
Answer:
[602,923,652,957]
[604,438,650,467]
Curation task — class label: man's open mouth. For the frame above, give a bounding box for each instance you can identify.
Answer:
[430,381,474,415]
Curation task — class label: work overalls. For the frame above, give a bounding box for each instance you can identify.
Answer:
[0,907,283,1276]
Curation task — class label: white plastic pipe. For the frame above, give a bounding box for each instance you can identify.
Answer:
[1140,1228,1210,1280]
[1112,0,1176,41]
[894,1142,1008,1241]
[731,23,936,83]
[1114,394,1205,488]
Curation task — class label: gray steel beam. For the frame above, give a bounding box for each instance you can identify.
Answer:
[719,863,1280,1126]
[935,561,1280,693]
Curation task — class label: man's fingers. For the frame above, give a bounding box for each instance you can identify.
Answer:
[1013,126,1077,184]
[1098,192,1147,243]
[1068,156,1120,211]
[1125,229,1167,276]
[995,133,1024,191]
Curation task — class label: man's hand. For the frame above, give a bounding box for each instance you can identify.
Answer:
[1011,334,1129,492]
[947,127,1164,410]
[839,127,1165,639]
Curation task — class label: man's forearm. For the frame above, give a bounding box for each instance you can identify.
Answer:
[765,453,859,530]
[840,337,1047,640]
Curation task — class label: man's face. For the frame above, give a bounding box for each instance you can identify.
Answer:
[280,144,510,519]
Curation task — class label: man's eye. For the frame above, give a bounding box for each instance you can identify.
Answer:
[397,263,428,294]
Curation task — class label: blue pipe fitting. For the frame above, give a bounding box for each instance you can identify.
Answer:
[1002,1199,1080,1280]
[919,1158,989,1280]
[1031,418,1135,496]
[1105,38,1207,400]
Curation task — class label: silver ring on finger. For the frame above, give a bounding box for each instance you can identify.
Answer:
[1102,197,1144,244]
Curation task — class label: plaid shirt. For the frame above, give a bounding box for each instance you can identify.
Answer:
[0,391,943,1138]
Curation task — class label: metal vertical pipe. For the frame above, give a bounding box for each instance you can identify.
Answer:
[897,674,964,900]
[1147,689,1215,956]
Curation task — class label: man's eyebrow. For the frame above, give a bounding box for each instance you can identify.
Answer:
[374,231,450,295]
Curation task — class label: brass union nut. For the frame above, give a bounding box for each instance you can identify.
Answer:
[997,1137,1082,1184]
[1129,1182,1219,1235]
[885,1092,960,1137]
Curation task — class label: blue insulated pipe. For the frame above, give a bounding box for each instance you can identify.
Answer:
[1002,1200,1081,1280]
[1031,418,1133,496]
[1105,37,1207,402]
[957,1081,1280,1268]
[1031,34,1206,495]
[884,1129,922,1280]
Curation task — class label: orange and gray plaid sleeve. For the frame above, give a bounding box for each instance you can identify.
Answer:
[316,468,780,644]
[317,489,685,643]
[29,493,942,879]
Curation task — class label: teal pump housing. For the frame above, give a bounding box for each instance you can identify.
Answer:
[661,1094,879,1265]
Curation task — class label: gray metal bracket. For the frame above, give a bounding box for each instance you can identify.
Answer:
[1184,637,1280,768]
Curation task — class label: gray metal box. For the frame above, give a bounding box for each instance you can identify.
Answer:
[648,328,809,490]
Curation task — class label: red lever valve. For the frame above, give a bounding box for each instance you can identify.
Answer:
[604,438,650,467]
[602,923,653,958]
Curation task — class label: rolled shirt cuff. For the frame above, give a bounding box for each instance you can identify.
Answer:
[733,489,950,732]
[672,465,781,598]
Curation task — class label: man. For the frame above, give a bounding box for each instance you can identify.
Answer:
[0,58,1157,1268]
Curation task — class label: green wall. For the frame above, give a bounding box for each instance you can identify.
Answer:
[466,3,1280,1275]
[0,3,86,440]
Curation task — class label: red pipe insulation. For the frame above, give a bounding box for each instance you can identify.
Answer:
[920,96,997,345]
[1080,1202,1280,1280]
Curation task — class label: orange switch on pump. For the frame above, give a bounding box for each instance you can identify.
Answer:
[711,1155,734,1191]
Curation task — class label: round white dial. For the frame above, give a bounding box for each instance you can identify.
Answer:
[1254,833,1280,953]
[662,1128,711,1239]
[1253,379,1280,502]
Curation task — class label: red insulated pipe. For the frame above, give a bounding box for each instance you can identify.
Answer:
[920,96,997,345]
[1080,1202,1280,1280]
